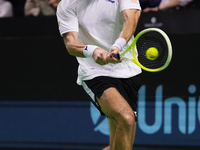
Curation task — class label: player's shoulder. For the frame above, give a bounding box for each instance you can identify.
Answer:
[57,0,77,12]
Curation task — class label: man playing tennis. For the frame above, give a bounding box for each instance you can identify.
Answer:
[56,0,141,149]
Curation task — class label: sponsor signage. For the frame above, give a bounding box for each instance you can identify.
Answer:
[90,84,200,146]
[0,85,199,148]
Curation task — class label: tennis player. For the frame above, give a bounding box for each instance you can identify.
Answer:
[56,0,141,150]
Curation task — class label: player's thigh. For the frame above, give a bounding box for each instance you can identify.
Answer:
[97,87,133,118]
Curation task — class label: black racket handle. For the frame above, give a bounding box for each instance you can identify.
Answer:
[114,54,120,60]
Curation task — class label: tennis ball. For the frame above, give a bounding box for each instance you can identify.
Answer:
[146,47,159,60]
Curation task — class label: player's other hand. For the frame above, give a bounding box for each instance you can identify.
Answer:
[92,48,109,66]
[106,46,122,64]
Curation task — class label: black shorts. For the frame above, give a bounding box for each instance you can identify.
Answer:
[82,75,141,120]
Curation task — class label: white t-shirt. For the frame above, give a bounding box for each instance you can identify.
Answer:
[56,0,142,85]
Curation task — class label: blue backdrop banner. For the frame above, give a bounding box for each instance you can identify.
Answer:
[0,84,200,149]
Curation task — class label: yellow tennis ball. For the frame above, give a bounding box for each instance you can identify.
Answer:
[146,47,159,60]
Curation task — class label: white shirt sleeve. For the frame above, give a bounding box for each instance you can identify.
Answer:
[119,0,141,12]
[56,1,78,36]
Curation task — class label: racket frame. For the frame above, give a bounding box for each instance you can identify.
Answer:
[120,28,172,72]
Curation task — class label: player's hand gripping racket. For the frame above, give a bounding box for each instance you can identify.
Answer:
[115,28,172,72]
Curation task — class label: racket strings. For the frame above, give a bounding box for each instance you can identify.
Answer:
[136,31,169,69]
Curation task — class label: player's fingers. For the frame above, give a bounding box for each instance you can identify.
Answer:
[107,53,121,64]
[95,54,108,65]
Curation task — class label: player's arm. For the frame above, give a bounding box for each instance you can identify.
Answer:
[119,9,141,42]
[109,9,141,57]
[63,32,86,57]
[158,0,180,11]
[143,0,180,12]
[62,31,110,65]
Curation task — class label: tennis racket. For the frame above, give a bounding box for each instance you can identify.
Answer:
[115,28,172,72]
